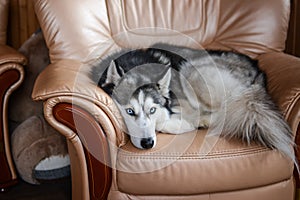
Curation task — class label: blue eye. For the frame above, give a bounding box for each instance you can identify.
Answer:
[126,108,135,116]
[149,107,156,114]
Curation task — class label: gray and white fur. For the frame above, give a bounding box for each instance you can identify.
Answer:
[91,43,296,166]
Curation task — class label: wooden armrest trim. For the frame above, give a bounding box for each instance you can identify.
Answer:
[0,69,21,190]
[53,103,112,200]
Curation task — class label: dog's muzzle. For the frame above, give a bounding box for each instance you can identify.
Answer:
[141,137,155,149]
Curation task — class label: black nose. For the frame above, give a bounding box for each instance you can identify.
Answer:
[141,137,154,149]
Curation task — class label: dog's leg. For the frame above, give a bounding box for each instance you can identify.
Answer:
[156,117,195,134]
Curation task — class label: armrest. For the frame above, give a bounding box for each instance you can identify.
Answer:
[257,52,300,134]
[32,59,127,146]
[32,59,127,199]
[0,45,26,99]
[0,44,26,190]
[0,45,27,65]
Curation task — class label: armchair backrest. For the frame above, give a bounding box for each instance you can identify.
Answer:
[33,0,290,63]
[0,0,9,45]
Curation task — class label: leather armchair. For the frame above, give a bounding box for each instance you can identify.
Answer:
[32,0,300,199]
[0,0,26,191]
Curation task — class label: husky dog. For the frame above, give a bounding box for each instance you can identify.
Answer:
[91,43,295,163]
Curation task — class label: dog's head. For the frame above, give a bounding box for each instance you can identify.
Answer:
[104,61,172,149]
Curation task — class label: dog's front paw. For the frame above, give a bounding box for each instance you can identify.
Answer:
[156,119,195,134]
[197,120,210,129]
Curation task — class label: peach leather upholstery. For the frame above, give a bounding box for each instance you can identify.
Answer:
[32,0,300,199]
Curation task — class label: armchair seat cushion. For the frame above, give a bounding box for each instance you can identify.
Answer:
[116,130,293,195]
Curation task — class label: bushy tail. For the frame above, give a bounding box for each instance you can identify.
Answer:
[213,85,296,167]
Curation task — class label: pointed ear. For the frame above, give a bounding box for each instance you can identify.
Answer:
[158,68,171,97]
[105,60,124,85]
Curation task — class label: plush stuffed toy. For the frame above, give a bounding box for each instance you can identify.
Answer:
[9,31,70,184]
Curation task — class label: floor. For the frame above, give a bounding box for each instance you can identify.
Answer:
[0,178,71,200]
